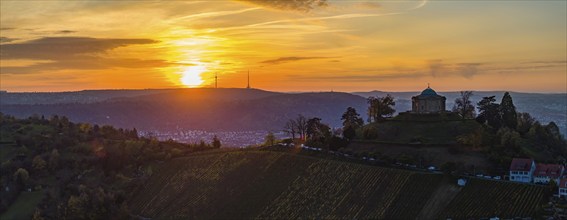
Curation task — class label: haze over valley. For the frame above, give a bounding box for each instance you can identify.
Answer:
[1,88,564,147]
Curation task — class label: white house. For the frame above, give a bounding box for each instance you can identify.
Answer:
[509,158,536,183]
[559,179,567,197]
[533,163,564,184]
[457,178,467,186]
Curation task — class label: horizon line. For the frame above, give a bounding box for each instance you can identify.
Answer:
[1,87,566,95]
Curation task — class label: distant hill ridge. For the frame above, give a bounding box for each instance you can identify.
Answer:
[128,150,547,219]
[0,89,367,131]
[0,88,564,134]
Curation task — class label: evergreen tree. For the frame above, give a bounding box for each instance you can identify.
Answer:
[341,107,364,128]
[477,96,502,129]
[341,107,363,140]
[500,92,517,129]
[342,126,356,141]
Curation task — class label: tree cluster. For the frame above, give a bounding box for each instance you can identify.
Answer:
[0,113,217,219]
[468,92,566,166]
[476,92,517,130]
[282,114,349,151]
[366,95,396,123]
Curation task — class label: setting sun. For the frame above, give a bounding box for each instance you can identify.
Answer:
[181,65,206,87]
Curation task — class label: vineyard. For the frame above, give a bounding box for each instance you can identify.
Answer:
[128,151,548,219]
[439,178,547,218]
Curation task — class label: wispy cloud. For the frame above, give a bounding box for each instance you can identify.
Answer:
[456,63,482,78]
[353,2,381,10]
[170,7,261,22]
[0,37,170,74]
[424,59,483,78]
[427,59,443,77]
[0,37,157,60]
[1,58,175,74]
[0,37,17,43]
[56,30,76,34]
[260,56,335,65]
[236,0,328,12]
[287,72,426,82]
[411,0,428,10]
[522,60,567,64]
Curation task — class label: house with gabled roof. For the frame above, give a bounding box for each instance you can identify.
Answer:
[509,158,536,183]
[559,179,567,197]
[533,163,564,184]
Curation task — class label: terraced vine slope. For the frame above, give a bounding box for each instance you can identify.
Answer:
[128,151,547,219]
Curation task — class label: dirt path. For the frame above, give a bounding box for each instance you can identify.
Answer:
[416,177,462,220]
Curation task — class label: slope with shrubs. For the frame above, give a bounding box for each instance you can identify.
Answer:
[0,114,218,219]
[128,150,548,219]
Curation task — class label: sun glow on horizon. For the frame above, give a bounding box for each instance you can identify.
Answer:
[181,65,206,87]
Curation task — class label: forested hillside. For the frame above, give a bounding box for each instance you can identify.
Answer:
[0,114,217,219]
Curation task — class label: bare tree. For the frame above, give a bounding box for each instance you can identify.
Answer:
[295,114,308,141]
[284,119,297,140]
[453,91,475,119]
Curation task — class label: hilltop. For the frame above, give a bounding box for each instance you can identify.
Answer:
[128,150,548,219]
[353,90,567,135]
[359,114,482,145]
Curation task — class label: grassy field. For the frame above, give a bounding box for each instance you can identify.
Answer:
[128,150,547,219]
[0,191,43,220]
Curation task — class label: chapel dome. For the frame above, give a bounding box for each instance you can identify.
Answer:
[420,87,438,96]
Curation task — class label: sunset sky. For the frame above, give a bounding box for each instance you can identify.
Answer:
[1,0,566,93]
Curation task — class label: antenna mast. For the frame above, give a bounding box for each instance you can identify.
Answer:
[247,70,250,89]
[215,73,218,89]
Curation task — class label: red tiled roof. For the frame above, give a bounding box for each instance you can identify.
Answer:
[560,179,567,188]
[510,158,534,172]
[534,163,564,178]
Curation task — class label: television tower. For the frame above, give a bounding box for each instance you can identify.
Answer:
[215,73,218,88]
[246,70,251,89]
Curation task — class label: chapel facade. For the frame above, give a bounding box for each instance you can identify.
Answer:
[411,86,446,114]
